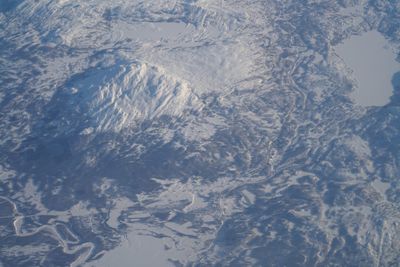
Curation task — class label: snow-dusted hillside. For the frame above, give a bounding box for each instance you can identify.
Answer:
[69,62,203,132]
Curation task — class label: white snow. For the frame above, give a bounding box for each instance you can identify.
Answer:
[77,63,203,132]
[92,224,185,267]
[335,31,400,106]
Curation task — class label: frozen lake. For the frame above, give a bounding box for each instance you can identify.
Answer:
[335,30,400,106]
[93,232,175,267]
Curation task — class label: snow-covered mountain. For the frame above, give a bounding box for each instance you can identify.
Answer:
[69,62,203,132]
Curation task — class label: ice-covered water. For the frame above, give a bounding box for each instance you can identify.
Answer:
[335,30,400,106]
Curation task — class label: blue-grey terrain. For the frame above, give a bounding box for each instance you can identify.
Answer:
[1,0,400,266]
